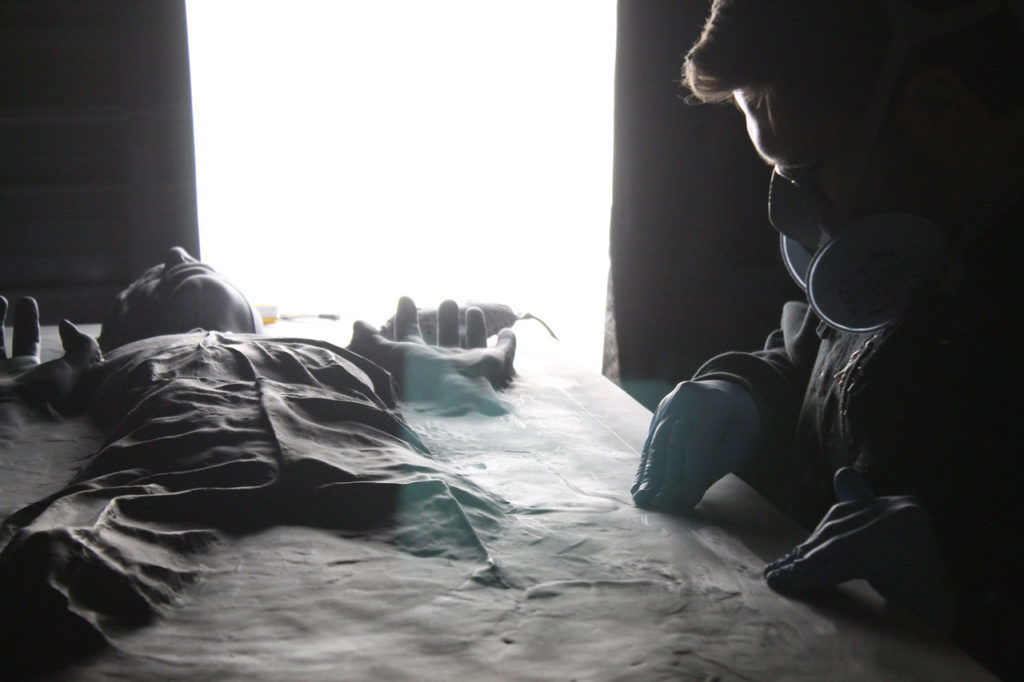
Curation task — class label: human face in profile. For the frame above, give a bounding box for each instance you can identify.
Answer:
[734,87,950,243]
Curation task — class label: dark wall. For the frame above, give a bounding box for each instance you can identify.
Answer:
[610,0,801,408]
[0,0,198,324]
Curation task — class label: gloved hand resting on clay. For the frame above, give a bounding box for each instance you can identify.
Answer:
[349,296,517,416]
[631,379,760,511]
[764,466,955,633]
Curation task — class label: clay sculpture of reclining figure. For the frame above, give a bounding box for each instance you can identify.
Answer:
[0,248,517,676]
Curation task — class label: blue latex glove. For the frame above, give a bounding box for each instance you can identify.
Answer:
[764,467,955,632]
[1,296,102,417]
[631,379,760,511]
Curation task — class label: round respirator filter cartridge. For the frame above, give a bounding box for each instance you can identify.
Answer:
[807,212,947,333]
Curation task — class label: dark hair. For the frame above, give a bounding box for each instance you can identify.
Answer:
[684,0,1024,116]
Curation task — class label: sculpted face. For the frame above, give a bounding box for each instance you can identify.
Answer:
[99,247,262,351]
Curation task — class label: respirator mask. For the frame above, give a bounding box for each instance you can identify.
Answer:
[770,0,1003,333]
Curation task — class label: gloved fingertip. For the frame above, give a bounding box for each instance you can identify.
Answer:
[764,544,805,576]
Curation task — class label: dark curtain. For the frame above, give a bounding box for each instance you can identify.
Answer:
[607,0,800,409]
[0,0,198,324]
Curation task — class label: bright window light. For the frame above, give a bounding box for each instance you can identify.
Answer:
[185,1,615,371]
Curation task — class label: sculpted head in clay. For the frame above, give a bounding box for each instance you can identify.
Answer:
[98,247,262,351]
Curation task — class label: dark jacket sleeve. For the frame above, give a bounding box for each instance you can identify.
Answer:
[692,300,821,509]
[848,287,1024,680]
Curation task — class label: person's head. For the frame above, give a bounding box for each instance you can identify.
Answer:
[98,247,262,351]
[685,0,1024,239]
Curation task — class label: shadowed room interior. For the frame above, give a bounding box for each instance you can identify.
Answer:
[0,1,1014,679]
[0,0,796,407]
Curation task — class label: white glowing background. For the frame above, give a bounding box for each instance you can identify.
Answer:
[185,1,616,370]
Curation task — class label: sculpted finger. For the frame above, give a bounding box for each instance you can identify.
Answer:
[395,296,424,343]
[465,306,487,348]
[493,328,516,386]
[0,295,7,358]
[437,299,460,347]
[806,499,870,536]
[13,297,40,360]
[636,405,665,486]
[495,327,516,362]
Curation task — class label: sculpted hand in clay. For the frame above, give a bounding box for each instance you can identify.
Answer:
[0,296,41,377]
[349,296,517,416]
[1,296,101,418]
[98,246,262,351]
[765,468,955,633]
